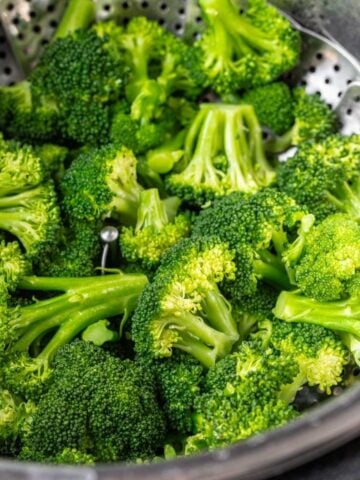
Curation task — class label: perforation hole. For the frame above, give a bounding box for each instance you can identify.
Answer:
[49,20,58,29]
[159,2,168,11]
[4,66,12,75]
[103,4,111,12]
[12,17,20,26]
[334,64,340,72]
[178,7,185,15]
[338,91,343,97]
[158,18,165,26]
[29,11,36,18]
[347,108,353,116]
[175,23,183,32]
[309,65,316,73]
[6,3,14,11]
[316,52,323,60]
[0,51,6,59]
[195,16,202,24]
[325,78,331,84]
[47,4,55,13]
[347,79,354,85]
[122,2,129,9]
[33,25,42,33]
[355,96,360,103]
[141,1,149,8]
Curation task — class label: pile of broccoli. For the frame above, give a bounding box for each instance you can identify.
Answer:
[0,0,358,467]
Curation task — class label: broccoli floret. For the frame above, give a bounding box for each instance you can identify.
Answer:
[132,237,239,368]
[274,215,360,338]
[0,272,148,400]
[197,0,300,94]
[0,241,31,291]
[185,341,299,453]
[166,104,275,206]
[120,189,191,271]
[0,139,46,196]
[156,351,204,434]
[0,389,36,457]
[0,0,97,144]
[241,82,295,135]
[20,341,166,463]
[0,183,60,258]
[194,189,308,300]
[34,144,68,185]
[267,88,339,153]
[35,221,102,278]
[277,134,360,221]
[257,319,349,396]
[61,144,142,225]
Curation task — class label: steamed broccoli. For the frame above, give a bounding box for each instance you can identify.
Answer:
[132,237,239,368]
[120,189,190,271]
[0,271,148,400]
[166,104,275,206]
[20,341,165,463]
[61,144,142,225]
[197,0,300,94]
[193,189,308,300]
[0,0,97,144]
[156,351,204,434]
[241,82,295,135]
[267,88,339,153]
[186,341,299,453]
[277,134,360,221]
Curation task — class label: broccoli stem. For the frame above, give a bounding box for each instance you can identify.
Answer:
[13,274,148,341]
[0,212,39,254]
[254,259,291,290]
[326,180,360,220]
[279,372,307,404]
[147,130,186,174]
[55,0,96,40]
[242,105,275,186]
[274,290,360,337]
[201,286,239,340]
[225,108,257,192]
[135,189,169,233]
[163,312,235,367]
[266,125,296,153]
[176,332,218,369]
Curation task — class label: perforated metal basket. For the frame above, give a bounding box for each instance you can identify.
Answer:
[0,1,359,479]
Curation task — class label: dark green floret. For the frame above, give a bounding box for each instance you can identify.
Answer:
[241,82,295,135]
[132,236,239,368]
[193,189,308,300]
[277,134,360,222]
[20,341,165,463]
[197,0,300,94]
[267,88,339,153]
[156,351,204,434]
[61,144,142,225]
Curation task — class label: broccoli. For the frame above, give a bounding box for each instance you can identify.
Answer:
[277,134,360,221]
[193,189,308,300]
[132,237,239,368]
[0,389,36,457]
[156,351,204,434]
[61,144,142,226]
[0,0,97,144]
[0,241,31,292]
[241,82,295,135]
[34,144,69,184]
[35,221,102,278]
[0,183,60,258]
[273,214,360,338]
[0,139,46,195]
[166,104,275,207]
[20,341,166,463]
[267,88,339,153]
[120,189,191,271]
[256,319,349,396]
[146,130,186,174]
[197,0,300,95]
[0,271,148,400]
[185,341,299,453]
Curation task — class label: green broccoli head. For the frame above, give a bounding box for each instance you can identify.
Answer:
[277,134,360,221]
[0,183,60,258]
[120,189,191,271]
[267,88,340,153]
[197,0,300,94]
[156,351,204,434]
[186,341,299,453]
[61,144,142,225]
[194,189,306,299]
[241,82,295,135]
[20,341,166,463]
[0,140,46,196]
[132,236,239,368]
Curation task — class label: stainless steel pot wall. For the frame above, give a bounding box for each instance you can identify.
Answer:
[0,0,359,479]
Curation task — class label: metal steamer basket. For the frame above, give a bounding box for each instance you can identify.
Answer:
[0,1,360,479]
